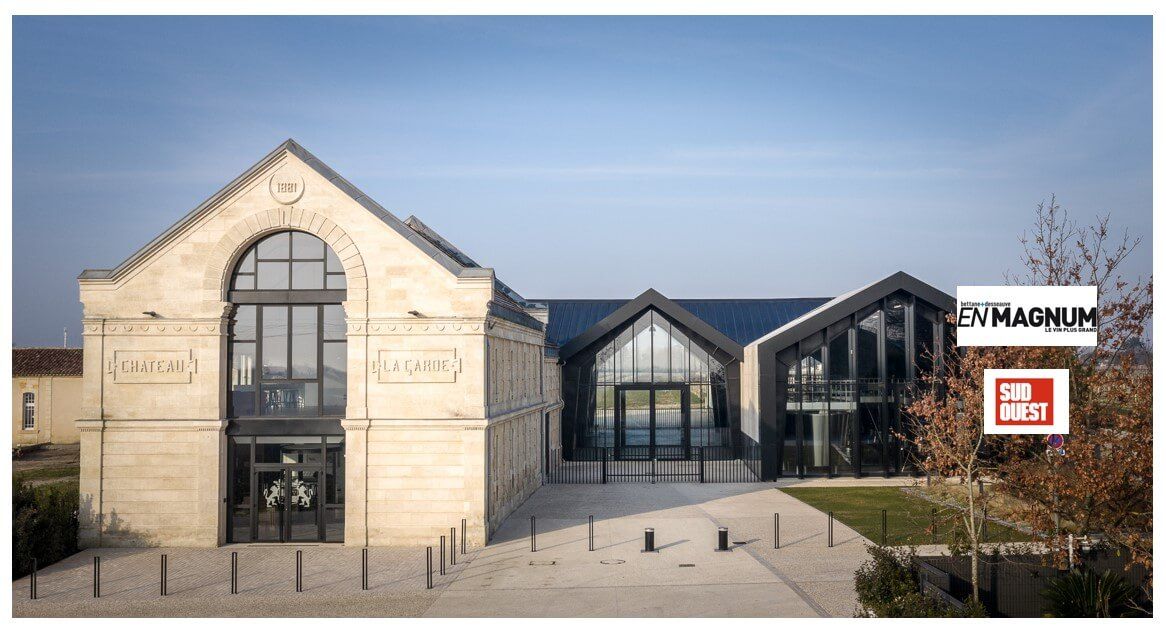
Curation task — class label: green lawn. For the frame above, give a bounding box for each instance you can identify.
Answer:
[781,486,1029,546]
[14,464,80,482]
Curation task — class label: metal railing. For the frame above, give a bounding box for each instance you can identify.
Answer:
[548,443,760,483]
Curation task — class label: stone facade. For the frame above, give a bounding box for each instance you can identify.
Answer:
[77,141,560,548]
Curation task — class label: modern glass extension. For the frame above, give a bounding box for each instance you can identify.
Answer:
[225,230,347,542]
[781,291,945,477]
[572,309,731,459]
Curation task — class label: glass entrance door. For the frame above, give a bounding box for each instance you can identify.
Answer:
[653,388,687,457]
[254,466,321,542]
[228,435,344,543]
[614,385,690,459]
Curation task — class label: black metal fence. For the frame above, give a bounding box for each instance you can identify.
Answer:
[917,551,1152,617]
[547,443,760,483]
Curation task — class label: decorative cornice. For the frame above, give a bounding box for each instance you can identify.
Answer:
[83,319,224,336]
[351,318,487,335]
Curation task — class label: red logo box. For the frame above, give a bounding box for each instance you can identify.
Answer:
[994,378,1054,426]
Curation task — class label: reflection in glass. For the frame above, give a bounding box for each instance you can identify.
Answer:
[257,232,290,258]
[914,307,936,379]
[262,306,288,379]
[261,382,319,417]
[291,306,318,379]
[577,308,730,451]
[886,296,907,381]
[322,342,347,416]
[856,310,880,380]
[633,314,652,383]
[257,261,290,290]
[782,413,798,475]
[323,305,346,340]
[230,342,256,416]
[291,261,325,290]
[292,231,325,259]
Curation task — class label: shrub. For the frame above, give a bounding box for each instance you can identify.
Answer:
[13,477,79,579]
[854,545,984,617]
[1042,568,1140,617]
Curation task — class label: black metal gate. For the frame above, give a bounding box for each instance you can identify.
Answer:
[546,444,761,484]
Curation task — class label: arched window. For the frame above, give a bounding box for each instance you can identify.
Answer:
[227,231,347,418]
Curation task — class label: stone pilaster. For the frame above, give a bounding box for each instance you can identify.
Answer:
[342,418,371,546]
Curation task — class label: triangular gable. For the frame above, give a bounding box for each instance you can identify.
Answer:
[749,271,955,354]
[558,288,745,362]
[79,139,491,282]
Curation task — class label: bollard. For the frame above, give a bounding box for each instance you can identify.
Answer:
[30,558,37,600]
[828,511,834,548]
[296,550,303,593]
[161,554,168,596]
[717,526,729,551]
[461,518,467,554]
[451,527,457,565]
[230,551,238,595]
[440,536,446,576]
[426,547,433,589]
[774,513,780,549]
[361,548,368,591]
[643,528,655,553]
[530,516,537,552]
[881,509,888,547]
[588,515,594,552]
[93,556,101,598]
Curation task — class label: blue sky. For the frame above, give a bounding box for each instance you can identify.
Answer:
[13,16,1152,346]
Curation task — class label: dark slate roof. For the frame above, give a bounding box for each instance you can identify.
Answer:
[538,297,832,348]
[402,216,541,315]
[13,348,84,377]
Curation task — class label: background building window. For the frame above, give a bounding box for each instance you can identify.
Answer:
[22,392,35,430]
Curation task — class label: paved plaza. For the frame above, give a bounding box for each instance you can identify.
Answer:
[14,480,906,617]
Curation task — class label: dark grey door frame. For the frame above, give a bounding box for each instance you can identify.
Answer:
[613,383,691,460]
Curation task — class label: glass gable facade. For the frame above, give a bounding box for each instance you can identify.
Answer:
[572,309,732,456]
[781,291,945,477]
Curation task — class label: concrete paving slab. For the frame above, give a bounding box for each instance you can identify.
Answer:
[15,481,895,617]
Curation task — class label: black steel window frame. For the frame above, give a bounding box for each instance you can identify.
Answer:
[231,231,346,292]
[780,292,946,478]
[226,231,348,421]
[227,303,346,419]
[21,392,35,429]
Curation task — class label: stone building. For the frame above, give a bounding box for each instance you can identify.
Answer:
[78,139,953,549]
[78,140,557,547]
[12,348,84,446]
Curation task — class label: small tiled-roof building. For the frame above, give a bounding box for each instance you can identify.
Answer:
[12,348,84,445]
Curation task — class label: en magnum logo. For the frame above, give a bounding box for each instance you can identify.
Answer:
[956,304,1097,330]
[956,286,1098,347]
